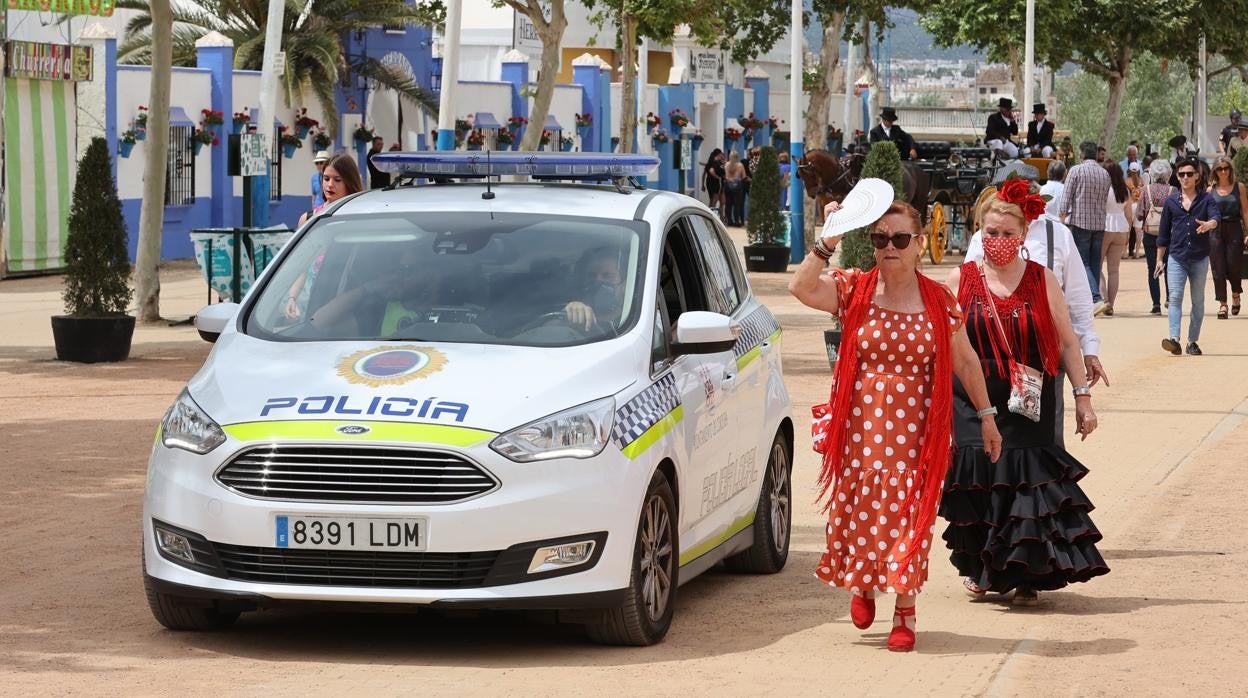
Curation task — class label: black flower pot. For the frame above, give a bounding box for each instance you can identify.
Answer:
[51,315,136,363]
[743,244,791,272]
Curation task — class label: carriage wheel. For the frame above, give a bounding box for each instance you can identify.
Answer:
[927,202,947,265]
[970,186,998,233]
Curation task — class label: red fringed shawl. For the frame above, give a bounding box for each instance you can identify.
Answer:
[816,268,957,571]
[958,261,1060,381]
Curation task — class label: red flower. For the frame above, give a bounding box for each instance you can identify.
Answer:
[996,177,1046,222]
[212,138,220,146]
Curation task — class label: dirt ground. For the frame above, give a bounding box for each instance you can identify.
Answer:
[2,247,1246,697]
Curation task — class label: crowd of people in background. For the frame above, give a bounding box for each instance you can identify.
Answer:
[701,146,792,227]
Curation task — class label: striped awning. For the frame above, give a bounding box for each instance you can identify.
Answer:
[3,77,76,275]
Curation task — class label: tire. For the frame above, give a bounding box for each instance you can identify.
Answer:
[143,574,240,631]
[724,432,791,574]
[586,470,678,646]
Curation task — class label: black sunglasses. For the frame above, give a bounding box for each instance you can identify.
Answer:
[1177,170,1198,178]
[870,232,916,250]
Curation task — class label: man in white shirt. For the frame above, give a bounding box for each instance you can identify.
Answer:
[1039,161,1066,219]
[964,195,1109,446]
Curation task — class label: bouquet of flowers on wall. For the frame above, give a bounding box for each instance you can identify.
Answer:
[651,127,670,144]
[575,112,593,128]
[135,105,149,129]
[192,128,216,146]
[768,115,782,130]
[497,129,516,146]
[294,108,318,129]
[645,112,661,129]
[120,129,139,145]
[508,115,529,129]
[233,108,250,126]
[691,129,704,147]
[200,108,225,127]
[539,130,553,147]
[467,130,486,147]
[353,125,375,142]
[311,128,332,150]
[560,134,575,149]
[456,116,474,133]
[738,112,765,130]
[724,127,742,142]
[669,108,690,128]
[278,125,302,148]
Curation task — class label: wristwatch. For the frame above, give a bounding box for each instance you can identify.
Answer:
[975,406,998,418]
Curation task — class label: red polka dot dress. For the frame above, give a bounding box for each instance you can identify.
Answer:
[815,269,962,595]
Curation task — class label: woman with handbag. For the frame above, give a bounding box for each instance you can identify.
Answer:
[791,187,1001,652]
[1140,160,1174,315]
[940,179,1110,607]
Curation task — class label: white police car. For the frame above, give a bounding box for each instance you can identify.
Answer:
[144,153,792,645]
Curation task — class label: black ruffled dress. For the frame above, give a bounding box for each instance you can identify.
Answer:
[939,262,1110,593]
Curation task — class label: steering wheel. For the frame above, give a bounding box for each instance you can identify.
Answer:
[512,305,604,336]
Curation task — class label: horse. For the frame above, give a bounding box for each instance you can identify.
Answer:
[797,147,931,227]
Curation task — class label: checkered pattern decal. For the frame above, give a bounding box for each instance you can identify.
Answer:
[734,306,781,358]
[612,373,680,450]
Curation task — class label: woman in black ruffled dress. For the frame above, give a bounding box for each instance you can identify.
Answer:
[940,183,1110,606]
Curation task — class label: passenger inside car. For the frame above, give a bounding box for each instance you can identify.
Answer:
[308,247,439,336]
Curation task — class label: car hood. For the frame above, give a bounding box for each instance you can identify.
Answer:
[187,332,638,436]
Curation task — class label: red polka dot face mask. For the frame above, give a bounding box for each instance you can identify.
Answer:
[983,234,1023,267]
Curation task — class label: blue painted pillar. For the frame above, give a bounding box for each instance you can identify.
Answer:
[196,37,235,228]
[747,76,771,147]
[598,67,612,152]
[501,53,530,149]
[572,60,600,151]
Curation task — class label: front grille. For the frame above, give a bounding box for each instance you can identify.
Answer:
[215,445,498,504]
[214,544,500,588]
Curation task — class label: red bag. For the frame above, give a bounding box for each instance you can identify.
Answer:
[811,403,832,454]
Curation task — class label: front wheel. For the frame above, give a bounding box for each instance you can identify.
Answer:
[586,470,678,646]
[724,432,792,574]
[143,574,240,631]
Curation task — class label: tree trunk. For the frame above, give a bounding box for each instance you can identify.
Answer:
[1008,44,1023,107]
[134,0,173,323]
[804,11,845,151]
[618,13,638,154]
[1099,49,1132,148]
[860,19,881,126]
[520,1,568,151]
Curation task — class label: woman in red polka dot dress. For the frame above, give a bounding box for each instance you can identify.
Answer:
[791,195,1002,652]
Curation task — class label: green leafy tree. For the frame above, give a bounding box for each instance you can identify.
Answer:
[63,138,133,318]
[840,140,903,271]
[747,147,786,245]
[117,0,444,137]
[1054,52,1191,156]
[1233,147,1248,188]
[497,0,570,150]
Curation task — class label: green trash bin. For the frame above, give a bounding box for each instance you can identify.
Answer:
[190,226,293,303]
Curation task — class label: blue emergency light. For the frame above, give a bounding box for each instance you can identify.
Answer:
[371,152,660,180]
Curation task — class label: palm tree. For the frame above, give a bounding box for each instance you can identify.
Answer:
[116,0,444,137]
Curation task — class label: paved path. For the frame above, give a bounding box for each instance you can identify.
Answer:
[1,244,1245,696]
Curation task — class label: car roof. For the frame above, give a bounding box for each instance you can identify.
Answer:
[331,183,707,224]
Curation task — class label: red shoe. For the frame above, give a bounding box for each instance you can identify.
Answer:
[887,606,916,652]
[850,593,876,629]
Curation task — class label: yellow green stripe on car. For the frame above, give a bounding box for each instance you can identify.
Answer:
[619,405,684,460]
[222,420,496,447]
[679,512,756,566]
[736,329,782,371]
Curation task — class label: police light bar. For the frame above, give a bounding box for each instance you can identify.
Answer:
[371,152,659,179]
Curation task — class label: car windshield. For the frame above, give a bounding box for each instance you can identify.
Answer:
[244,212,648,347]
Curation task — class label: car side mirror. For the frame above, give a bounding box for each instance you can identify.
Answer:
[672,311,738,356]
[194,303,240,343]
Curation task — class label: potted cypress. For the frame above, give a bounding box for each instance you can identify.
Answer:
[52,137,136,363]
[743,146,789,272]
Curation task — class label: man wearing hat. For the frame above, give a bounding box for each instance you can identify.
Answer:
[869,107,918,160]
[1228,122,1248,160]
[1220,109,1243,154]
[1026,103,1055,158]
[986,97,1020,159]
[311,150,330,208]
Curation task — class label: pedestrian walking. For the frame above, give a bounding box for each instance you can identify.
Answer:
[311,150,329,208]
[942,181,1109,607]
[1207,156,1248,318]
[366,136,391,189]
[965,178,1108,449]
[1040,161,1066,219]
[791,188,1000,653]
[1139,160,1173,314]
[1058,141,1111,311]
[1126,162,1144,258]
[287,153,365,320]
[702,148,725,217]
[1158,157,1219,356]
[1100,162,1133,315]
[779,152,792,210]
[724,151,747,226]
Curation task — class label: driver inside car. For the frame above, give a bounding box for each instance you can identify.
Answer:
[309,247,438,336]
[563,246,625,331]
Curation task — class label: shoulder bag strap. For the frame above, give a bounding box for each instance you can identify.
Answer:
[1045,220,1055,270]
[977,263,1016,358]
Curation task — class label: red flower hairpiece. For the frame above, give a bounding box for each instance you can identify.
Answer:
[995,177,1046,222]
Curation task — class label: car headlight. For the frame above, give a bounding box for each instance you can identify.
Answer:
[161,389,227,454]
[490,397,615,462]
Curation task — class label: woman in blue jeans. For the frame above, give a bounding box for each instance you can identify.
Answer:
[1157,157,1219,356]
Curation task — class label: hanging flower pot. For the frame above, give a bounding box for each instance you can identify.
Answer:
[193,139,205,156]
[282,141,297,158]
[135,128,146,142]
[467,144,482,151]
[232,120,246,134]
[118,140,135,158]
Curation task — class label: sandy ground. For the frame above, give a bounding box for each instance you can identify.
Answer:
[2,241,1246,697]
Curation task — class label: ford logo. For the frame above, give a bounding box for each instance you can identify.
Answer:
[336,425,371,435]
